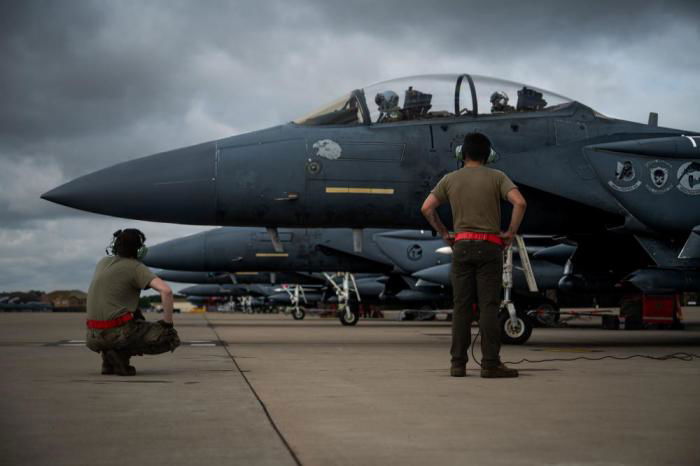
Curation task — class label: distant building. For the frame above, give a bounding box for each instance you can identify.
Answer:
[47,290,87,312]
[0,291,52,311]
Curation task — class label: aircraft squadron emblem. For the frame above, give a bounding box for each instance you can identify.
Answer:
[645,160,672,193]
[312,139,342,160]
[608,160,641,192]
[407,244,423,261]
[676,161,700,195]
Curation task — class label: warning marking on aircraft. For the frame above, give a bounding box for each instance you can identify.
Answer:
[325,187,395,195]
[255,252,289,257]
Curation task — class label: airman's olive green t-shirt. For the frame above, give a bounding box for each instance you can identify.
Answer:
[86,256,156,320]
[431,166,517,234]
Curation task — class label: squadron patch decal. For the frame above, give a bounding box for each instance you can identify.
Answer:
[608,160,641,192]
[313,139,342,160]
[645,160,672,193]
[676,161,700,195]
[407,244,423,261]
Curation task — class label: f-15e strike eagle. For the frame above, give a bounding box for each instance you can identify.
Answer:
[42,74,700,295]
[146,227,572,340]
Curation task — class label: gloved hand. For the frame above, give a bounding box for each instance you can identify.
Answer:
[157,320,174,329]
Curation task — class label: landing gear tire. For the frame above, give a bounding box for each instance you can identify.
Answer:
[499,310,533,345]
[338,301,360,326]
[292,307,306,320]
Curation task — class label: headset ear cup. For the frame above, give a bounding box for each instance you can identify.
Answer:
[454,144,464,161]
[106,237,116,256]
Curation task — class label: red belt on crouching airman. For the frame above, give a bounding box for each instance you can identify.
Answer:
[86,312,134,329]
[454,232,504,248]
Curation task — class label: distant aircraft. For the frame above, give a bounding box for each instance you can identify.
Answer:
[43,73,700,296]
[146,227,571,340]
[166,268,441,321]
[145,227,395,325]
[157,270,324,286]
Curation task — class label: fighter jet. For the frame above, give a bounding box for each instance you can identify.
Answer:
[146,227,458,324]
[42,73,700,293]
[178,283,283,313]
[158,269,328,318]
[144,227,397,324]
[156,270,324,286]
[145,227,568,336]
[179,283,275,298]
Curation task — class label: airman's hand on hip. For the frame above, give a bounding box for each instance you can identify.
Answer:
[442,232,455,246]
[500,230,515,247]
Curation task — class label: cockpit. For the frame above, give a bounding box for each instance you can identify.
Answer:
[294,74,574,126]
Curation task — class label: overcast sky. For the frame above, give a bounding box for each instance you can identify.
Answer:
[1,0,699,294]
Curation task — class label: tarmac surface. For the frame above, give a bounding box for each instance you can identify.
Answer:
[1,310,699,466]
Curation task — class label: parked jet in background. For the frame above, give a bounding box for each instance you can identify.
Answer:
[145,227,396,324]
[157,270,324,286]
[145,227,572,340]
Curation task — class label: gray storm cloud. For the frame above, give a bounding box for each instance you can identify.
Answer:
[0,0,699,290]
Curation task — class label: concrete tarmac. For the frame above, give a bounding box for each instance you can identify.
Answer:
[1,311,699,466]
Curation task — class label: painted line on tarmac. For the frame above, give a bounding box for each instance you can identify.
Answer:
[204,313,302,466]
[46,339,224,347]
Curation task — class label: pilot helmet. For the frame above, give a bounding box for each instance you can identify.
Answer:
[375,91,399,113]
[490,91,509,106]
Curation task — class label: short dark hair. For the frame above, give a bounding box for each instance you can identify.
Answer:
[461,132,491,164]
[111,229,145,258]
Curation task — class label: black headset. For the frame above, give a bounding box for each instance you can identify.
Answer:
[106,229,148,259]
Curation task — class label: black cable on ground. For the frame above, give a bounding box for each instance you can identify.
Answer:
[204,314,302,466]
[469,327,700,367]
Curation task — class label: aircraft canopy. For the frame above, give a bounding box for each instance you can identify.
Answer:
[295,74,574,126]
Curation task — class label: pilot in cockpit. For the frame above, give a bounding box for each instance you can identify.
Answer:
[375,90,402,123]
[490,91,514,113]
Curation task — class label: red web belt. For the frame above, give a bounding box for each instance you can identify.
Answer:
[86,312,134,329]
[454,232,504,247]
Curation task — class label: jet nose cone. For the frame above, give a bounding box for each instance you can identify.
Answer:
[143,232,207,271]
[41,141,218,224]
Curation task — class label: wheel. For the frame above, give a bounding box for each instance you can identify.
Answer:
[292,307,306,320]
[499,310,533,345]
[338,300,360,326]
[532,301,560,327]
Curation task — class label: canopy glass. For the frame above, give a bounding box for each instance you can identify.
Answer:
[295,74,574,126]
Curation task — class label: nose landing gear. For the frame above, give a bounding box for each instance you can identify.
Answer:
[284,284,307,320]
[324,272,361,326]
[499,236,536,345]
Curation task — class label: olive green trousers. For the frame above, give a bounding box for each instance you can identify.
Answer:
[450,241,503,369]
